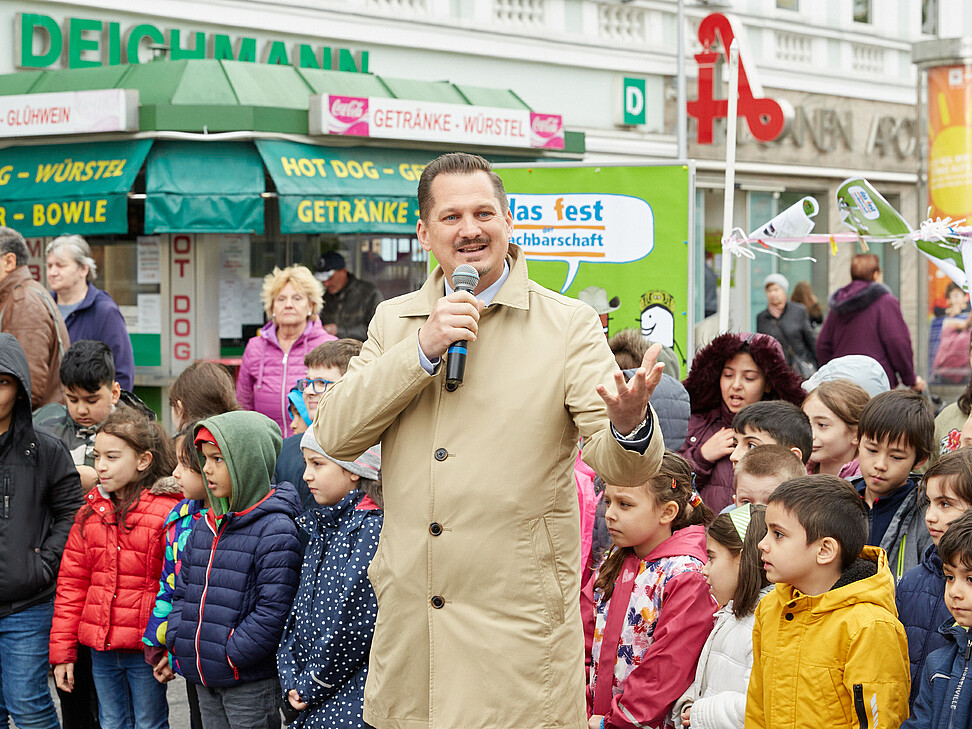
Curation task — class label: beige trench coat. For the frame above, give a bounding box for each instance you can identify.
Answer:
[315,245,664,729]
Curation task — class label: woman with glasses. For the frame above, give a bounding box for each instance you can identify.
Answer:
[236,265,335,437]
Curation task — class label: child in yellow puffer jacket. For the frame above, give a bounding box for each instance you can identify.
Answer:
[746,474,910,729]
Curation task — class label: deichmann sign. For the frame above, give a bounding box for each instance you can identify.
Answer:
[310,94,565,149]
[15,12,369,71]
[0,89,138,139]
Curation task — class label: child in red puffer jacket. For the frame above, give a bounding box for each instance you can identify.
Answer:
[50,409,180,729]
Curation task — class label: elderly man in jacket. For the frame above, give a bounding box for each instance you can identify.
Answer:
[0,227,69,407]
[315,152,665,729]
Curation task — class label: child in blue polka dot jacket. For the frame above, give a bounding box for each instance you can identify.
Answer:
[277,430,383,729]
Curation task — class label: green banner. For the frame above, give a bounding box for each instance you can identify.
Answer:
[495,164,692,374]
[0,139,151,236]
[256,139,432,196]
[278,194,418,234]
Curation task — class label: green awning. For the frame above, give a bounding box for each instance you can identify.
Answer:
[0,139,151,236]
[255,139,432,233]
[145,141,265,233]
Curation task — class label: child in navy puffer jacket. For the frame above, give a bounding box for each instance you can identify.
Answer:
[166,411,301,729]
[903,509,972,729]
[277,432,382,729]
[896,449,972,707]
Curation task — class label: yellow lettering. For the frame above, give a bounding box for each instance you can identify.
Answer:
[398,163,416,181]
[112,159,126,177]
[347,160,364,179]
[297,159,315,176]
[53,162,71,183]
[63,199,84,225]
[398,201,408,224]
[326,200,338,219]
[311,159,328,176]
[338,200,352,222]
[35,164,57,183]
[330,161,348,177]
[93,160,111,179]
[33,204,44,227]
[313,200,326,223]
[0,207,5,226]
[66,160,85,182]
[369,200,381,221]
[46,202,61,226]
[297,200,312,222]
[363,161,378,180]
[95,199,107,222]
[281,157,301,176]
[0,166,11,186]
[81,161,96,181]
[383,202,397,223]
[83,200,95,223]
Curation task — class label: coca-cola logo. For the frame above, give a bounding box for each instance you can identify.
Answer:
[331,99,365,118]
[531,115,561,134]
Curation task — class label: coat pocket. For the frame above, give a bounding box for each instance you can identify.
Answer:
[529,517,566,629]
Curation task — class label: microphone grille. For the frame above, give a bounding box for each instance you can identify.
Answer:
[451,264,480,292]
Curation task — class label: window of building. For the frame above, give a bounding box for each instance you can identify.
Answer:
[922,0,938,36]
[853,0,871,24]
[776,0,799,9]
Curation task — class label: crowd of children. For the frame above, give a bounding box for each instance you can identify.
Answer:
[6,324,972,729]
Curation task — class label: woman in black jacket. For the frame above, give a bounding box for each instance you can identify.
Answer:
[756,273,818,377]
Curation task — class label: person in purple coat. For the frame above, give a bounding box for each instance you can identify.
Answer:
[816,253,926,391]
[47,235,135,391]
[679,332,805,512]
[237,265,335,437]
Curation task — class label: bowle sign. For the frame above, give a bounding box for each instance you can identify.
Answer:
[687,13,790,144]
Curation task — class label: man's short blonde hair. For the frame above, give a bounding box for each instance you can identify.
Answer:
[260,265,324,318]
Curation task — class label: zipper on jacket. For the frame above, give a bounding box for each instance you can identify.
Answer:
[1,471,9,519]
[226,628,240,680]
[280,351,289,430]
[194,519,225,687]
[947,636,972,729]
[853,684,868,729]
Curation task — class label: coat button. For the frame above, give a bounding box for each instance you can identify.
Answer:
[430,595,445,609]
[434,448,448,462]
[429,522,443,536]
[785,613,794,621]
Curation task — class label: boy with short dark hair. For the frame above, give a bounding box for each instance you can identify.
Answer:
[275,339,362,511]
[729,400,812,467]
[747,474,910,729]
[903,509,972,728]
[167,410,302,729]
[33,340,153,493]
[852,389,935,583]
[733,444,806,507]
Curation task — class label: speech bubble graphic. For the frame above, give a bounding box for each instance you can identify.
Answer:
[508,193,654,293]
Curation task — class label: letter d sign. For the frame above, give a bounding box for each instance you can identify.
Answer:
[623,78,646,126]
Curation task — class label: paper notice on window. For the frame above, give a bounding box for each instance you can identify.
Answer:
[243,278,266,324]
[136,237,162,284]
[219,235,250,278]
[220,279,243,339]
[119,305,139,333]
[136,294,161,334]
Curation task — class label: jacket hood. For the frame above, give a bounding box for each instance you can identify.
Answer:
[642,524,708,563]
[682,332,806,414]
[939,619,971,647]
[164,496,207,527]
[195,411,283,516]
[828,280,891,315]
[257,317,325,349]
[297,489,364,536]
[0,332,33,443]
[776,545,897,617]
[920,542,944,576]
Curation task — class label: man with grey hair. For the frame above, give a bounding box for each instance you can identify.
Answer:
[0,228,68,407]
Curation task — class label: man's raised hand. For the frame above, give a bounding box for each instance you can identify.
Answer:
[418,291,484,361]
[597,342,665,436]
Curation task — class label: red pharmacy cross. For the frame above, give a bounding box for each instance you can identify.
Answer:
[687,13,786,144]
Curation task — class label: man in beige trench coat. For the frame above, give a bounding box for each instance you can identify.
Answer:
[315,153,665,729]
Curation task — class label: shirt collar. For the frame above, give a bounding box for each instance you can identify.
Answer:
[444,260,510,306]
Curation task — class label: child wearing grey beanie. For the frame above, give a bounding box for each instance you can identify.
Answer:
[299,430,382,505]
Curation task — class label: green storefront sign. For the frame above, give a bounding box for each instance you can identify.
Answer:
[0,139,151,236]
[15,12,369,72]
[255,140,432,234]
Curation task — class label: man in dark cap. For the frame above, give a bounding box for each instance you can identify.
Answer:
[315,251,382,341]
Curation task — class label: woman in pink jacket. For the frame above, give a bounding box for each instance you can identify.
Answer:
[236,265,335,437]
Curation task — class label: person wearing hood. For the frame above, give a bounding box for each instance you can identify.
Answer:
[0,332,82,729]
[748,475,910,729]
[166,410,302,729]
[679,333,805,513]
[817,253,924,391]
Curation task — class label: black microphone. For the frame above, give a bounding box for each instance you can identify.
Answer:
[445,264,480,392]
